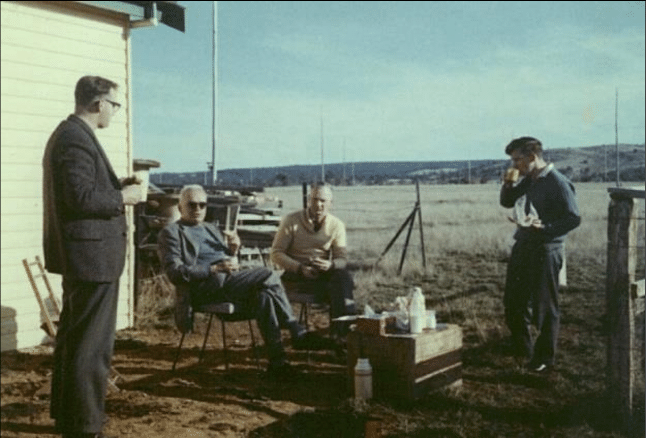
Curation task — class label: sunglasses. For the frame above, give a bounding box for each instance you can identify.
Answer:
[188,202,207,209]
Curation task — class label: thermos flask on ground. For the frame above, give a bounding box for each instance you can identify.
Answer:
[354,358,373,400]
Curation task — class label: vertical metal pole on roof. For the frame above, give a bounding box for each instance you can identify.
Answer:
[211,1,219,186]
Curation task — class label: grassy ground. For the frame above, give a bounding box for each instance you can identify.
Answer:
[260,182,645,437]
[2,183,643,438]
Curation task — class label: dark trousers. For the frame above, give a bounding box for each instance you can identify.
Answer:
[51,278,120,434]
[193,267,302,365]
[282,268,356,336]
[504,240,563,365]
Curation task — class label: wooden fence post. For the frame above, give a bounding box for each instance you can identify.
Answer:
[606,190,638,431]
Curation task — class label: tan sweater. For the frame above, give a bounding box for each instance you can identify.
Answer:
[270,209,348,273]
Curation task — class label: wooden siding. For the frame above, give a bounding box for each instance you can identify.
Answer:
[1,1,134,352]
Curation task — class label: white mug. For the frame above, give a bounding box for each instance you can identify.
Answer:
[426,310,437,330]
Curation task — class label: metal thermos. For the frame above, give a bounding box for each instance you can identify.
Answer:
[354,358,373,400]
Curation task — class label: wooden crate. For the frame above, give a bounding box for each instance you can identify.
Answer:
[347,323,462,400]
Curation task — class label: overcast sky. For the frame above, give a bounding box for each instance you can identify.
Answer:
[130,1,645,174]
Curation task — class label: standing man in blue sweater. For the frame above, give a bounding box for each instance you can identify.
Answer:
[500,137,581,372]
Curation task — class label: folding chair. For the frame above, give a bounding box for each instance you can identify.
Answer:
[23,256,122,391]
[283,281,319,328]
[171,301,260,372]
[170,204,261,372]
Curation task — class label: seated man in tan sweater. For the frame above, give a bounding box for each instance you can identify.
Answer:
[270,183,356,341]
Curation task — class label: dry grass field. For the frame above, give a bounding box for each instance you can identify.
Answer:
[263,182,645,437]
[1,182,644,438]
[268,182,643,303]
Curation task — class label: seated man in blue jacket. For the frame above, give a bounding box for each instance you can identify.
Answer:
[158,184,327,377]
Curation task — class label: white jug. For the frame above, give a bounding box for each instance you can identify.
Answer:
[409,287,426,334]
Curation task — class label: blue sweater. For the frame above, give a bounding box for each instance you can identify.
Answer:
[500,165,581,244]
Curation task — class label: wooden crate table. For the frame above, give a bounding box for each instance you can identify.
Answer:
[347,321,462,400]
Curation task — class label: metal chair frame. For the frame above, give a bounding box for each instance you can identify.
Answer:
[171,302,260,372]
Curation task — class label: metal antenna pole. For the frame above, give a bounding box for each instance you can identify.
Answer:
[615,88,619,186]
[211,1,218,186]
[343,139,346,184]
[320,113,325,183]
[416,179,426,269]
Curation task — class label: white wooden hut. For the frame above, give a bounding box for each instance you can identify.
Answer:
[0,1,185,351]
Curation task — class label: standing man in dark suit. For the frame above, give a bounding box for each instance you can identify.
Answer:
[43,76,143,438]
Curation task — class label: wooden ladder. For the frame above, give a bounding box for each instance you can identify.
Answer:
[23,256,122,391]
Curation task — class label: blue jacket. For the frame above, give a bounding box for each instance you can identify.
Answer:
[158,220,233,332]
[500,165,581,244]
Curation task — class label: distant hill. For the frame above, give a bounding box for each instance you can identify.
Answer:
[149,143,645,187]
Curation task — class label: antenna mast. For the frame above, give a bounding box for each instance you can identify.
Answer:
[210,1,219,186]
[615,88,619,186]
[320,113,325,183]
[343,139,346,184]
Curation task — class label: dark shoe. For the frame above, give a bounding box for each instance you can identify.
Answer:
[63,433,115,438]
[266,362,296,381]
[292,331,336,351]
[526,360,553,373]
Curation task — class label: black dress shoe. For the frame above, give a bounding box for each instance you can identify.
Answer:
[63,433,115,438]
[265,362,296,381]
[525,359,554,373]
[292,332,336,351]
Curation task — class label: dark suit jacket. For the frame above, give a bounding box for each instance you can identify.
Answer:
[43,115,127,282]
[158,220,233,332]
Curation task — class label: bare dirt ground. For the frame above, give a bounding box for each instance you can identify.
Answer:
[1,252,644,438]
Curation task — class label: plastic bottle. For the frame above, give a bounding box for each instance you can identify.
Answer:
[354,358,373,400]
[409,287,426,334]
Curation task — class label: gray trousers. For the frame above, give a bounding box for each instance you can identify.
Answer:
[193,267,302,364]
[282,268,356,337]
[51,278,119,434]
[504,239,563,365]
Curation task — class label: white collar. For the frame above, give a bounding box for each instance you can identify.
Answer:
[535,163,554,179]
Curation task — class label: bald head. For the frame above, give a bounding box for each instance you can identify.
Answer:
[178,185,208,225]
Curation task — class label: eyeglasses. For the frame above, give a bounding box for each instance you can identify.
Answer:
[104,99,121,110]
[188,202,207,209]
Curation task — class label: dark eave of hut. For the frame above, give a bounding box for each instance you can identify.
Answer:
[75,1,186,32]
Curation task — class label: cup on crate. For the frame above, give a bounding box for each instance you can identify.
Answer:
[426,310,437,330]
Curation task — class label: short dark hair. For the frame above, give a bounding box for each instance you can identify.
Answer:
[74,76,118,107]
[505,137,543,157]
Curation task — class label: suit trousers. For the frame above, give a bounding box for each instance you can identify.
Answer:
[192,267,302,364]
[504,239,563,365]
[282,268,356,337]
[51,278,120,434]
